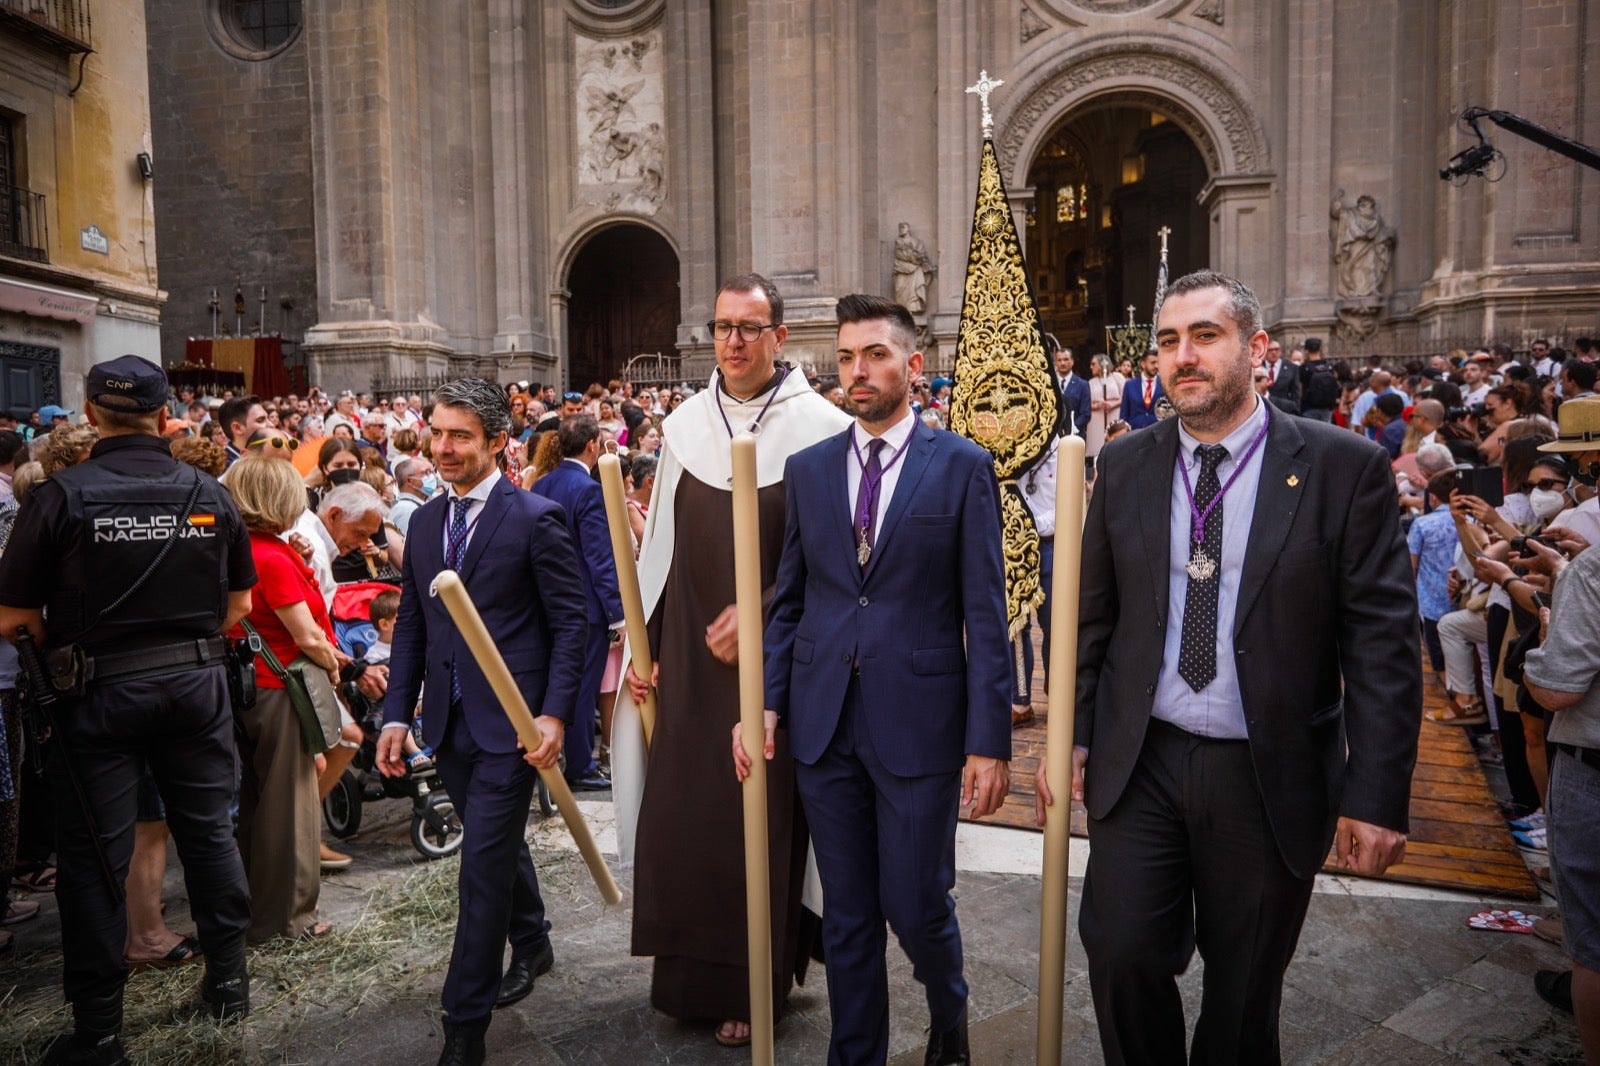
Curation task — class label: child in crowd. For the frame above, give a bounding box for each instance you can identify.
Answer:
[367,590,432,772]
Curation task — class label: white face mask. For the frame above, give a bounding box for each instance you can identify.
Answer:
[1529,487,1567,521]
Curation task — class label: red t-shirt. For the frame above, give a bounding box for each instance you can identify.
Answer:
[233,531,335,689]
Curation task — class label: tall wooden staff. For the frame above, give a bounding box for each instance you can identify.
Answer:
[731,432,775,1065]
[1036,435,1086,1064]
[429,571,623,906]
[597,453,657,750]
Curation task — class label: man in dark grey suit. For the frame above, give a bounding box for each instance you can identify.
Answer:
[1037,271,1420,1065]
[1261,337,1302,414]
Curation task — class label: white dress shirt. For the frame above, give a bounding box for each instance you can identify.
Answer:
[441,465,503,563]
[845,409,918,544]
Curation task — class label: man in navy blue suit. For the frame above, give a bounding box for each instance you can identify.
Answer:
[377,379,589,1066]
[531,413,624,790]
[1120,348,1166,429]
[737,294,1012,1065]
[1053,337,1092,438]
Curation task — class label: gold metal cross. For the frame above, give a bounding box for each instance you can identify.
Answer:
[1157,225,1172,260]
[966,70,1005,138]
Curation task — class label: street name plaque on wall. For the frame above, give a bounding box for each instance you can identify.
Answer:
[80,225,109,255]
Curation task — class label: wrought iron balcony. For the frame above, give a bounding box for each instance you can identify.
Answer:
[0,0,93,54]
[0,185,50,264]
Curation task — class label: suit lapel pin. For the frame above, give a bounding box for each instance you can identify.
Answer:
[1287,475,1300,488]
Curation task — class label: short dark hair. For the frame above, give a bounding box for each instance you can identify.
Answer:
[431,378,511,439]
[557,414,600,458]
[629,452,657,487]
[218,395,262,440]
[1564,358,1598,391]
[1303,337,1323,353]
[835,293,918,352]
[1374,393,1406,418]
[1426,470,1458,505]
[0,430,24,466]
[716,273,785,326]
[369,589,401,625]
[1159,270,1261,339]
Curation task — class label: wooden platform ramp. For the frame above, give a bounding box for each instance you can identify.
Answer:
[972,663,1537,900]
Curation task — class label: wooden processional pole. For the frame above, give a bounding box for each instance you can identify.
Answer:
[730,432,775,1066]
[597,453,657,750]
[1036,434,1087,1063]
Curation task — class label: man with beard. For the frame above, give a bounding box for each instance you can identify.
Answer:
[616,273,849,1049]
[738,294,1011,1064]
[1036,270,1420,1064]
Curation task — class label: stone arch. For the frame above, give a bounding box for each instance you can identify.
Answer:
[559,219,681,386]
[554,213,681,290]
[994,39,1271,187]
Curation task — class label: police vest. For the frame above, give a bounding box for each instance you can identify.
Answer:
[45,459,231,650]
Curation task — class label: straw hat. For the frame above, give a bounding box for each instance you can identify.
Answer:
[1538,397,1600,453]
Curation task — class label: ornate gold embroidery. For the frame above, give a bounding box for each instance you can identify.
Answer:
[950,139,1056,638]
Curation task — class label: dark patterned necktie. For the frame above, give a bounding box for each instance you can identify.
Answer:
[448,496,471,703]
[1178,444,1228,692]
[854,438,886,569]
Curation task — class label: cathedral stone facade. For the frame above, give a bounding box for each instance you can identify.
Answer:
[145,0,1599,392]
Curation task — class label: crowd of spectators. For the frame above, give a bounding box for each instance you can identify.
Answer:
[1,336,1598,1048]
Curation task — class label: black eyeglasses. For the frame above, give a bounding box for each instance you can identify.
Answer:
[1527,477,1568,492]
[707,321,778,343]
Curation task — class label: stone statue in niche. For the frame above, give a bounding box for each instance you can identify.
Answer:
[1330,189,1394,300]
[1330,189,1396,340]
[893,222,937,315]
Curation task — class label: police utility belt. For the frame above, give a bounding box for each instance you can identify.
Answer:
[45,637,231,696]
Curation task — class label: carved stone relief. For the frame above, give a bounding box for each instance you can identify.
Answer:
[1193,0,1223,25]
[575,29,666,215]
[994,44,1269,180]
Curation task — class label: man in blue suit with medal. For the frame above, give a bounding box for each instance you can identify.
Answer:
[737,294,1012,1065]
[378,379,589,1066]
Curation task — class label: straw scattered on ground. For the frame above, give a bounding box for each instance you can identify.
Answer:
[0,855,477,1065]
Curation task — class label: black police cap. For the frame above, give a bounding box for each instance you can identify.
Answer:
[86,355,168,412]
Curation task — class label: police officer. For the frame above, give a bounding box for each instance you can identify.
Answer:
[0,355,256,1065]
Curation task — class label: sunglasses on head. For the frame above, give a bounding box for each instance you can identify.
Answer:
[564,392,584,402]
[248,435,299,451]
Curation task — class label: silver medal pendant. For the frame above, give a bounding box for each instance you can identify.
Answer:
[1186,547,1217,582]
[857,538,872,567]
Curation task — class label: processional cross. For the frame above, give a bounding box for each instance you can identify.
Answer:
[966,70,1005,138]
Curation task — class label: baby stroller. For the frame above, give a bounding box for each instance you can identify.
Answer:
[322,583,464,859]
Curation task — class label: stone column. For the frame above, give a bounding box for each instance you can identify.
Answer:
[301,0,450,393]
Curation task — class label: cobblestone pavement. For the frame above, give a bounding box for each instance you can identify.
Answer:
[1,793,1580,1064]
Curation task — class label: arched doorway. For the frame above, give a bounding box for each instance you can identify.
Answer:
[1025,107,1210,361]
[565,224,680,388]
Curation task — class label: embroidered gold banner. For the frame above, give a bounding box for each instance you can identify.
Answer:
[949,138,1057,638]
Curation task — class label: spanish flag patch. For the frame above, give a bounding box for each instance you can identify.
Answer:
[189,514,216,527]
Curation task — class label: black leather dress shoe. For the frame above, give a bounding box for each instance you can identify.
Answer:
[495,939,555,1009]
[566,771,612,791]
[39,1034,129,1066]
[924,1010,970,1065]
[437,1031,486,1066]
